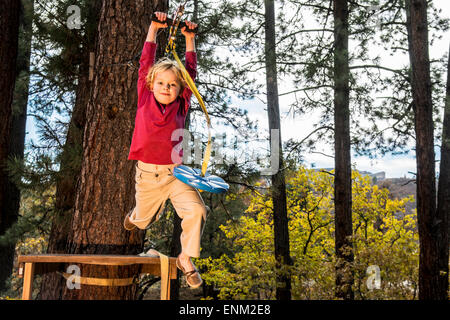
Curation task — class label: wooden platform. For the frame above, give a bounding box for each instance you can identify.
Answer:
[17,254,177,300]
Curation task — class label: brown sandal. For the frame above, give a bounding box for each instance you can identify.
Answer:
[176,256,203,289]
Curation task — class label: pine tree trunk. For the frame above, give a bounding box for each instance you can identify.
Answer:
[38,0,103,300]
[0,0,22,292]
[435,42,450,300]
[406,0,441,300]
[61,0,162,300]
[3,0,33,289]
[168,0,201,300]
[333,0,354,300]
[264,0,292,300]
[7,0,33,232]
[169,211,182,299]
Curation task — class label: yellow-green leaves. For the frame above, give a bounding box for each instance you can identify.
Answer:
[197,167,418,299]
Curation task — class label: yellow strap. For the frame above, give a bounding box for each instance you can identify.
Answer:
[172,49,211,177]
[142,249,170,300]
[61,272,135,286]
[158,253,169,300]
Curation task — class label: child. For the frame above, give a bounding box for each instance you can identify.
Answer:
[125,12,206,289]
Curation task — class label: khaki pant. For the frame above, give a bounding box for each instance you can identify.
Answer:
[129,161,207,258]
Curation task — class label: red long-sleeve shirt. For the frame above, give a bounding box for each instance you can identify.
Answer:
[128,41,197,164]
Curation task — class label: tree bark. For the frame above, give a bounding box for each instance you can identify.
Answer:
[61,0,164,300]
[435,42,450,300]
[7,0,33,234]
[169,210,182,299]
[406,0,441,300]
[333,0,354,300]
[0,0,22,291]
[3,0,33,288]
[264,0,292,300]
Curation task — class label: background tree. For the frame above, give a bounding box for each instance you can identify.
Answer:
[6,0,34,273]
[436,42,449,300]
[264,0,292,300]
[333,0,353,300]
[61,0,163,300]
[3,0,34,291]
[0,0,23,292]
[406,0,447,300]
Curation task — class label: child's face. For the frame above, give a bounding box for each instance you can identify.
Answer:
[152,69,181,105]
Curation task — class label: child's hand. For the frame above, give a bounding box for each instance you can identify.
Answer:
[151,11,168,29]
[181,21,197,38]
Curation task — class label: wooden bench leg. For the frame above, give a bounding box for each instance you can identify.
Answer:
[166,267,171,300]
[22,263,35,300]
[160,260,169,300]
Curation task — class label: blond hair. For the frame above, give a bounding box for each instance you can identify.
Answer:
[145,57,185,93]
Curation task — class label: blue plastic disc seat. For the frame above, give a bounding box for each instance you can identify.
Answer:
[173,165,229,193]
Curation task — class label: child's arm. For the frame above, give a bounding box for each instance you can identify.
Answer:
[138,12,168,101]
[181,21,197,82]
[181,21,197,52]
[146,12,168,42]
[181,21,198,111]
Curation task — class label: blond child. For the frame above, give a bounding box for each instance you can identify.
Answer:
[125,12,205,288]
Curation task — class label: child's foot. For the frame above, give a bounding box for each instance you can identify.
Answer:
[123,212,136,231]
[176,253,202,288]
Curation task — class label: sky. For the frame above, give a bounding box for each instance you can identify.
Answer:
[25,1,450,179]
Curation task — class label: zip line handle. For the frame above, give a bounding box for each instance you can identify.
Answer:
[151,14,199,34]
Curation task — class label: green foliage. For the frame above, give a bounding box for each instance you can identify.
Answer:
[0,156,54,248]
[197,167,419,299]
[0,235,47,300]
